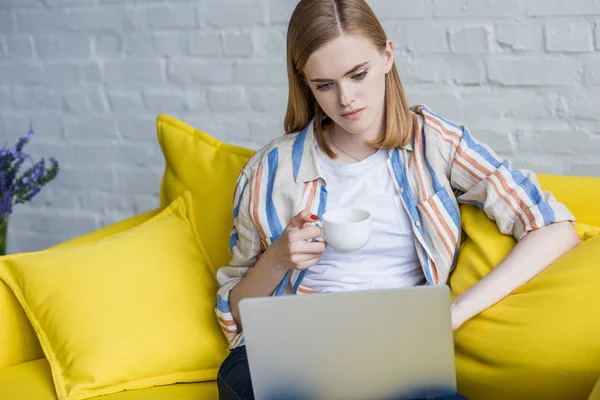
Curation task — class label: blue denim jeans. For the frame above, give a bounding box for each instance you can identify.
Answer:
[217,346,468,400]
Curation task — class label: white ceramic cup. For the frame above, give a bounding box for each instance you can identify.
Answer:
[314,208,372,253]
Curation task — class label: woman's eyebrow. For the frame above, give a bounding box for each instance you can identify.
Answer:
[310,62,369,83]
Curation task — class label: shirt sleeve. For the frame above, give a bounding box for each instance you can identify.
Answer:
[215,169,263,349]
[448,126,575,241]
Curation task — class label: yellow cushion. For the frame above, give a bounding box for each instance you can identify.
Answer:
[0,192,228,400]
[538,174,600,227]
[0,209,160,371]
[450,204,600,400]
[157,114,255,273]
[0,358,218,400]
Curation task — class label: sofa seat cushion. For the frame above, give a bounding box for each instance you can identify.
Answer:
[0,358,217,400]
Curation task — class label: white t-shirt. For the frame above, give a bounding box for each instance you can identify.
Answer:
[302,146,426,293]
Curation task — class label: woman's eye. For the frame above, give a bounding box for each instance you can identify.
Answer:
[316,83,333,92]
[353,70,368,80]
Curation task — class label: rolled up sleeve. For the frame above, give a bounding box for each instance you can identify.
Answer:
[215,170,263,349]
[448,127,575,241]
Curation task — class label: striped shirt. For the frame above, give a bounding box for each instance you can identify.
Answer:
[215,104,575,349]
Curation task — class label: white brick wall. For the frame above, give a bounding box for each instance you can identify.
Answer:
[1,0,599,253]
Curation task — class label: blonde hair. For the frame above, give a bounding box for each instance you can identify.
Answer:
[284,0,413,158]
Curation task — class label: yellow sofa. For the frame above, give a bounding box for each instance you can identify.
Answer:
[1,115,599,400]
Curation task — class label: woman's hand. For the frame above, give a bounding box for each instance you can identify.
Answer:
[267,210,327,272]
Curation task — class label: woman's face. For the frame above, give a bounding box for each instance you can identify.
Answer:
[303,33,394,137]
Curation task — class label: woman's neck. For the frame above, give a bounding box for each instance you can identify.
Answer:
[325,113,383,163]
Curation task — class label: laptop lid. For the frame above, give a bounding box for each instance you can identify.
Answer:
[239,285,457,400]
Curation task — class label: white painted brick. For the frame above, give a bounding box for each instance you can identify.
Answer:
[115,116,157,142]
[246,86,288,113]
[3,0,600,251]
[405,91,464,121]
[105,60,163,86]
[545,20,594,52]
[558,89,600,120]
[133,194,160,214]
[208,87,247,112]
[63,116,119,142]
[468,126,515,153]
[400,56,485,85]
[571,163,600,177]
[0,115,65,142]
[21,140,73,168]
[188,32,221,56]
[15,9,66,32]
[527,0,600,16]
[70,144,136,168]
[107,90,145,113]
[518,129,599,155]
[0,87,10,109]
[115,168,163,195]
[434,0,520,18]
[57,168,116,192]
[511,155,566,175]
[43,0,96,7]
[249,119,282,144]
[496,24,543,51]
[123,33,155,57]
[33,188,81,213]
[198,2,265,28]
[6,35,34,58]
[154,33,187,56]
[397,25,449,53]
[368,0,434,20]
[267,0,297,24]
[584,56,600,85]
[143,5,197,29]
[0,62,42,85]
[143,90,199,112]
[0,0,41,8]
[449,27,490,54]
[235,60,287,84]
[95,34,122,57]
[12,87,63,110]
[17,8,139,33]
[11,210,98,237]
[224,32,253,57]
[253,28,286,57]
[189,115,249,142]
[79,192,135,215]
[63,89,108,114]
[168,60,235,84]
[133,142,162,169]
[0,11,14,33]
[488,58,581,86]
[36,35,90,59]
[462,89,557,119]
[68,8,140,32]
[44,62,103,86]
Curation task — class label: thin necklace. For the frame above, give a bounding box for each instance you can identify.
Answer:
[328,127,363,162]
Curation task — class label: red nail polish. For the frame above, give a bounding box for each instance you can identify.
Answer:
[310,214,319,221]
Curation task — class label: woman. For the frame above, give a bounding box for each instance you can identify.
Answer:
[215,0,580,398]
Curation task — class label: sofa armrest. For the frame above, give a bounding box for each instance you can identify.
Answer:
[0,208,160,370]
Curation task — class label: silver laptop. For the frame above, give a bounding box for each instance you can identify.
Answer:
[239,285,457,400]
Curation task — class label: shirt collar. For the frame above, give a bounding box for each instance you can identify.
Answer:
[293,118,414,184]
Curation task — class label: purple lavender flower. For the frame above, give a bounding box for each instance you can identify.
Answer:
[0,125,60,213]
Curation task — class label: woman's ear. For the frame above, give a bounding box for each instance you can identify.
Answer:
[383,39,395,74]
